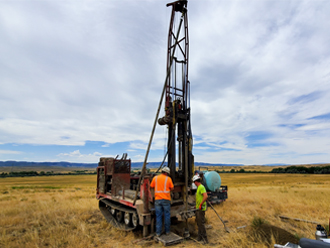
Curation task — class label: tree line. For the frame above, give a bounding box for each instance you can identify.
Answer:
[0,170,97,178]
[215,165,330,174]
[1,165,329,178]
[269,165,330,174]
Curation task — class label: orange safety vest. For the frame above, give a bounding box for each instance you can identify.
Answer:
[150,174,173,201]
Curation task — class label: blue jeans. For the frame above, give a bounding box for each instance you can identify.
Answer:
[155,199,171,235]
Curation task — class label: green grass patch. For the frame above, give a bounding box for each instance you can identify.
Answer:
[251,216,269,228]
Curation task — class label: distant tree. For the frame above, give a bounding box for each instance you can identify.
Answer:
[0,172,8,177]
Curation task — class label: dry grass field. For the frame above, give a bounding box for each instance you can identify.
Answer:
[1,172,329,248]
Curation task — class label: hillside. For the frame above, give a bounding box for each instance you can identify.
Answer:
[0,160,243,170]
[0,160,329,175]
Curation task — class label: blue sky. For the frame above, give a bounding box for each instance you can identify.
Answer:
[1,0,330,165]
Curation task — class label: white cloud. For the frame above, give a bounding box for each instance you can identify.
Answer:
[57,150,102,163]
[0,150,22,155]
[1,0,330,164]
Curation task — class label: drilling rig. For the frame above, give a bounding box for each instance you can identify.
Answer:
[96,0,227,239]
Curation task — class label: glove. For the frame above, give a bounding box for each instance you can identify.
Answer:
[199,204,202,210]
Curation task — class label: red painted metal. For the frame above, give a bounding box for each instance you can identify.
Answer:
[97,192,136,208]
[140,178,151,213]
[112,173,130,196]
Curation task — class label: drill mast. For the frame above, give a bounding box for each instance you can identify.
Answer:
[158,0,193,186]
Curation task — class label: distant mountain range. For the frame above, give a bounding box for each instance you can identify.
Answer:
[2,160,329,169]
[0,160,247,168]
[0,161,98,168]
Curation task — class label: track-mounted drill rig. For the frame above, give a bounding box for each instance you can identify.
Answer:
[96,0,227,238]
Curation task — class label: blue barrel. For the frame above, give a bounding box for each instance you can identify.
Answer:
[203,171,221,192]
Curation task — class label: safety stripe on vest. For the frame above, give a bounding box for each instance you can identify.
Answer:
[155,176,170,193]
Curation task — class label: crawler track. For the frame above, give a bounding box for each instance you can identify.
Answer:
[99,198,138,231]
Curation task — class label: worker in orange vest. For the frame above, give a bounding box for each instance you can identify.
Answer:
[150,167,174,237]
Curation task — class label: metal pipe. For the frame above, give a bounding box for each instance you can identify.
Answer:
[207,200,230,233]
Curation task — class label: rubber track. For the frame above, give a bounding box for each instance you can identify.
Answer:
[99,198,138,231]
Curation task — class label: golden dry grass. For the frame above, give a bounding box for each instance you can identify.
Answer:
[1,173,329,247]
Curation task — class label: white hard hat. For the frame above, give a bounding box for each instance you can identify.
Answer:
[192,174,200,182]
[162,167,170,174]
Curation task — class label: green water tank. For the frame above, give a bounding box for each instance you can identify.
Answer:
[202,171,222,192]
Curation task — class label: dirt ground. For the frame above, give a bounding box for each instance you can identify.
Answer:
[250,224,299,246]
[133,218,301,247]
